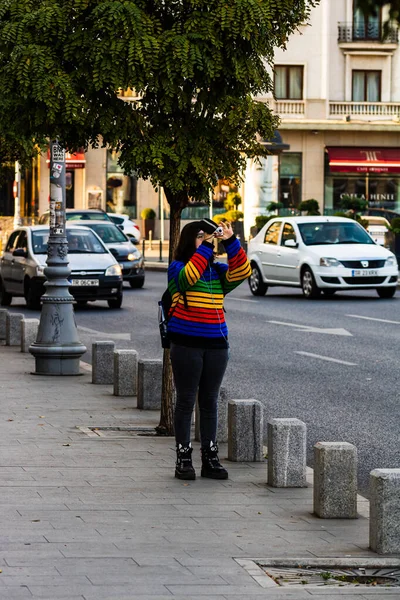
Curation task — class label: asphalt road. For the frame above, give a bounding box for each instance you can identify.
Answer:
[9,272,400,496]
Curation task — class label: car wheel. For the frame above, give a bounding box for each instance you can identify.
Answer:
[376,287,396,299]
[248,264,268,296]
[0,278,12,306]
[323,290,336,297]
[301,268,321,299]
[108,294,123,309]
[24,281,42,310]
[129,278,144,289]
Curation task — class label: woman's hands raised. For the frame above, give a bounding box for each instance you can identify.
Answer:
[215,221,233,240]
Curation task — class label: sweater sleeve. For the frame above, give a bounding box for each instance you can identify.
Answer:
[219,235,252,294]
[168,241,214,293]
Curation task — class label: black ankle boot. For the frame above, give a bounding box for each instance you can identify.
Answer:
[201,441,228,480]
[175,443,196,480]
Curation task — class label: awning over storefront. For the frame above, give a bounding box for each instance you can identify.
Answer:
[327,147,400,174]
[46,149,85,169]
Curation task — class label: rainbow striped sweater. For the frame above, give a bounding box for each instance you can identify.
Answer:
[167,235,252,348]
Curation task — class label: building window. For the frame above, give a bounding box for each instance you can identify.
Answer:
[274,66,304,100]
[106,150,137,219]
[352,70,381,102]
[279,153,302,209]
[353,0,381,40]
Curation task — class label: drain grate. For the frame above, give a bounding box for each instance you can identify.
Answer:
[235,559,400,589]
[77,426,158,438]
[258,565,400,587]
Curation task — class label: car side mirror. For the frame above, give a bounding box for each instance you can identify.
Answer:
[13,248,27,258]
[109,247,119,257]
[130,237,140,245]
[116,224,124,231]
[284,239,298,248]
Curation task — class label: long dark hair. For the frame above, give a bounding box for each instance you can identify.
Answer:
[174,222,202,263]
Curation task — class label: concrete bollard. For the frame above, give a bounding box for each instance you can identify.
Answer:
[195,386,229,443]
[370,469,400,554]
[137,359,162,410]
[6,312,24,347]
[228,399,263,462]
[267,418,307,488]
[92,341,115,384]
[0,308,8,342]
[314,442,357,519]
[21,318,39,353]
[113,349,138,396]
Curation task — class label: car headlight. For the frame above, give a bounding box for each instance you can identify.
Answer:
[127,253,136,261]
[320,257,342,267]
[386,256,397,267]
[105,264,122,277]
[36,266,45,276]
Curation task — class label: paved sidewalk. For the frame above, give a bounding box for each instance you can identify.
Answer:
[0,345,398,599]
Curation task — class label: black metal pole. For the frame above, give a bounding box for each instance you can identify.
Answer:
[29,140,86,374]
[142,238,145,259]
[158,239,163,262]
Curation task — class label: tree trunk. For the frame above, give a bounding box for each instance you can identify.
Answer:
[156,190,187,436]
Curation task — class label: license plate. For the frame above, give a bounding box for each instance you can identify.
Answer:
[70,279,99,286]
[351,270,378,277]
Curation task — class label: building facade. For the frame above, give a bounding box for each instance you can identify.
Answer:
[246,0,400,232]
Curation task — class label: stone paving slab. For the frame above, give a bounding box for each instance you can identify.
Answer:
[0,346,398,598]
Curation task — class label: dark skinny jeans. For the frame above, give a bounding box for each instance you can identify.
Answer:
[170,343,229,448]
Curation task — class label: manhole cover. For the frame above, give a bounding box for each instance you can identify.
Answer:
[258,565,400,587]
[77,426,158,438]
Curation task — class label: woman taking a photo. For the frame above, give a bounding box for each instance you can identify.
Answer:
[167,219,251,480]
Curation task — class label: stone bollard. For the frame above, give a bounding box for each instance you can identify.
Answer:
[137,359,162,410]
[6,312,24,347]
[0,308,8,342]
[195,386,229,443]
[370,469,400,554]
[314,442,357,519]
[21,319,40,353]
[267,418,307,488]
[113,350,138,396]
[92,341,115,384]
[228,399,263,462]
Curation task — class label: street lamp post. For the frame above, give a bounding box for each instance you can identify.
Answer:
[29,141,86,375]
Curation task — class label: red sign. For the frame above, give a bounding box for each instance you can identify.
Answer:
[327,147,400,174]
[46,149,85,169]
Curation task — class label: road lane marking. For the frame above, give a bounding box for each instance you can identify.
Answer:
[77,326,131,340]
[347,314,400,325]
[227,297,259,303]
[268,320,352,336]
[294,351,357,366]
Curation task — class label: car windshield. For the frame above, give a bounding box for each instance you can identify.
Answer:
[32,229,107,254]
[298,222,375,246]
[66,212,110,221]
[88,224,128,243]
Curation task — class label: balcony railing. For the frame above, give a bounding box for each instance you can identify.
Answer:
[269,100,305,116]
[338,22,398,43]
[329,101,400,119]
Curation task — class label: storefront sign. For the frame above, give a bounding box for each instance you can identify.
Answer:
[327,147,400,174]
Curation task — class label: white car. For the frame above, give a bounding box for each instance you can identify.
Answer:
[107,213,141,242]
[247,216,398,299]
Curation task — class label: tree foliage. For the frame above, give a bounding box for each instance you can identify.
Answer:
[0,0,318,206]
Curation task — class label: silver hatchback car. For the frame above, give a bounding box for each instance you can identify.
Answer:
[0,225,123,309]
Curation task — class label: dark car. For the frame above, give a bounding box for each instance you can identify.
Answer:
[363,208,400,223]
[77,221,145,288]
[38,209,112,225]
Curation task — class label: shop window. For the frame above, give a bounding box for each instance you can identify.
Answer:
[353,1,381,40]
[106,150,137,219]
[352,71,381,102]
[279,153,302,208]
[274,66,303,100]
